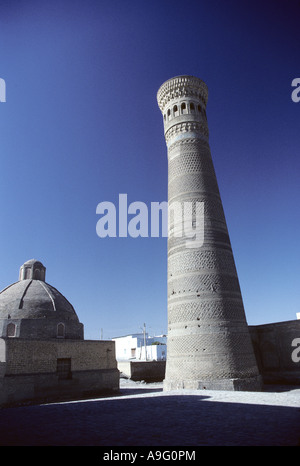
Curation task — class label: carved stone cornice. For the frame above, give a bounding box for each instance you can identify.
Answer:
[165,121,209,146]
[157,75,208,113]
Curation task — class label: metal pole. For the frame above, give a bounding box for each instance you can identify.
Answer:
[143,323,147,361]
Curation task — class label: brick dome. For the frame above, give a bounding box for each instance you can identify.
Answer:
[0,260,83,339]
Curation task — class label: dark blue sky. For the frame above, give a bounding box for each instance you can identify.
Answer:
[0,0,299,338]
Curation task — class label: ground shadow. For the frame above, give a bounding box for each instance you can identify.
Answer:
[0,391,299,446]
[118,387,163,396]
[263,384,300,393]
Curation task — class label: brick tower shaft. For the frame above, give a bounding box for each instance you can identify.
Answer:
[157,75,261,391]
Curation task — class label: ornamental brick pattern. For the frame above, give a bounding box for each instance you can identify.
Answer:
[157,75,261,390]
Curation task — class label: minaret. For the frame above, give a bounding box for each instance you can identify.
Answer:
[157,76,261,391]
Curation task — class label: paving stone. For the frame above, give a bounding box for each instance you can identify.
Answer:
[0,380,299,446]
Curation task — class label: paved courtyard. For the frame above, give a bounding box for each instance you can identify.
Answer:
[0,379,299,446]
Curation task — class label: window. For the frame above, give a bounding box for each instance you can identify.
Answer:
[7,322,16,337]
[173,105,178,116]
[131,348,136,358]
[190,102,195,112]
[181,102,186,113]
[56,358,72,380]
[57,323,65,338]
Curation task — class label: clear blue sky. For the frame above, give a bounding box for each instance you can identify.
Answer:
[0,0,299,339]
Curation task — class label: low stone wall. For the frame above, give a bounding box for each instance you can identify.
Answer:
[0,368,119,407]
[249,320,300,385]
[118,360,166,382]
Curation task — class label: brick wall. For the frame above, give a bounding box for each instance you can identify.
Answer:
[249,320,300,384]
[0,338,119,406]
[3,338,117,375]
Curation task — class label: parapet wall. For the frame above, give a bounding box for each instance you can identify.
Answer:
[2,338,117,374]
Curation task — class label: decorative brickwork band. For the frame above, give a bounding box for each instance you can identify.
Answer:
[157,75,262,391]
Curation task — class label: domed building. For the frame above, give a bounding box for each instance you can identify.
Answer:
[0,259,83,340]
[0,260,119,406]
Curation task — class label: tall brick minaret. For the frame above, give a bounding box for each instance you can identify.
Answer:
[157,75,261,391]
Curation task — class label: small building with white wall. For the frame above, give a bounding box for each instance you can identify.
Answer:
[112,333,167,361]
[112,333,167,382]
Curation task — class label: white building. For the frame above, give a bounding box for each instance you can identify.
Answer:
[112,333,167,361]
